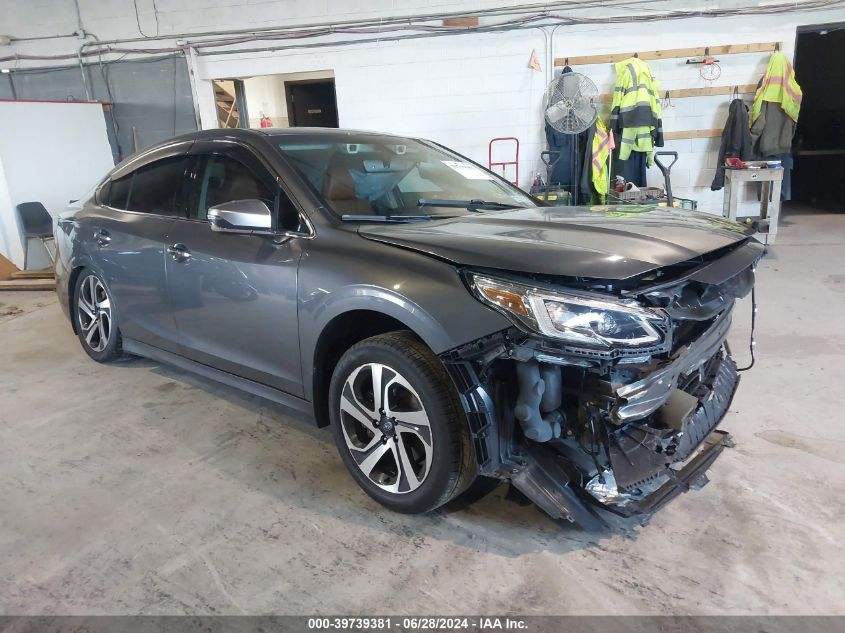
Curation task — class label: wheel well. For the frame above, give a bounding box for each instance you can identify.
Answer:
[67,265,86,334]
[312,310,416,428]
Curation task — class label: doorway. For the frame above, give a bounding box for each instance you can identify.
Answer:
[792,23,845,211]
[213,79,248,129]
[285,79,339,128]
[227,71,337,129]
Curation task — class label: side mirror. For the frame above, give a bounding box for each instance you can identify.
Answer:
[208,199,274,234]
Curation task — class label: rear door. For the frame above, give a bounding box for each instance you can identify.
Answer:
[165,140,307,396]
[84,145,191,352]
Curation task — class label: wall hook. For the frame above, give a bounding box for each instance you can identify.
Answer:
[774,42,780,51]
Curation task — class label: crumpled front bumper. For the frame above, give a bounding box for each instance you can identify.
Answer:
[607,429,732,518]
[612,309,733,423]
[608,353,739,491]
[508,426,733,529]
[444,307,742,528]
[505,346,740,528]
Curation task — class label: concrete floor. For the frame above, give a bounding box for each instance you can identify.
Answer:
[1,209,844,616]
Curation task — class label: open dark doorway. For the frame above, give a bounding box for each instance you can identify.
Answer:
[792,23,845,211]
[285,79,339,128]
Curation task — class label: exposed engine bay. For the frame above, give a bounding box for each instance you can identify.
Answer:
[442,239,761,527]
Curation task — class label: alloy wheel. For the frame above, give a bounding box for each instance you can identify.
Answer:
[77,275,112,353]
[338,362,433,494]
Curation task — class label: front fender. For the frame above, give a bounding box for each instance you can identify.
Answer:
[297,233,511,400]
[309,283,452,353]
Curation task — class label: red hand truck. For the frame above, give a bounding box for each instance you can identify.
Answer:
[488,137,519,187]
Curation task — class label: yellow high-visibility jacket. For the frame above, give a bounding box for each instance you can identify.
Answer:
[610,57,664,166]
[591,119,613,196]
[751,51,802,124]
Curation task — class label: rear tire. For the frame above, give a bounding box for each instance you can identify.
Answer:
[72,268,123,362]
[329,331,476,514]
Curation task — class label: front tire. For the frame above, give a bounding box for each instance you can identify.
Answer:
[73,269,123,362]
[329,331,476,514]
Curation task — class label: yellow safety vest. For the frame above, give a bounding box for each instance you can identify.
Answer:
[591,119,612,195]
[610,57,664,166]
[751,51,802,124]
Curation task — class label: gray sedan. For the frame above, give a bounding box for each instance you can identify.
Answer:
[55,128,760,527]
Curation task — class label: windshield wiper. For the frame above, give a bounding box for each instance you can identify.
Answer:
[417,198,522,211]
[341,214,453,222]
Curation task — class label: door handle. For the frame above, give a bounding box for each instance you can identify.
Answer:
[94,229,111,246]
[167,243,191,263]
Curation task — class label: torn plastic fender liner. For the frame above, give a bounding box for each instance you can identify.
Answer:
[443,351,609,529]
[442,359,499,473]
[510,443,605,530]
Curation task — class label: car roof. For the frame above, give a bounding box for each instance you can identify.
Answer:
[131,127,419,160]
[111,127,426,177]
[166,127,412,142]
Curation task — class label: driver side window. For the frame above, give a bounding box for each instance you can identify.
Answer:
[187,152,303,232]
[189,154,275,221]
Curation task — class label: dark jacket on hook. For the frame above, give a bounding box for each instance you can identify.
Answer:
[711,98,753,190]
[545,123,593,202]
[545,66,593,202]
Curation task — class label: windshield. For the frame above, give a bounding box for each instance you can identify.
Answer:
[273,132,537,219]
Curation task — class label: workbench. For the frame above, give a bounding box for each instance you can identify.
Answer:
[722,167,784,244]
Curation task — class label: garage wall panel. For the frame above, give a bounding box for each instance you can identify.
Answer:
[2,1,845,212]
[0,57,197,163]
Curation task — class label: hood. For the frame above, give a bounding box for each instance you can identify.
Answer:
[358,205,752,280]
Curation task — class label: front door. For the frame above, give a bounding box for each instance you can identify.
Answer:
[165,144,305,396]
[286,80,339,128]
[85,152,191,352]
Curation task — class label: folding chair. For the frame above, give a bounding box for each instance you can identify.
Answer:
[16,202,55,270]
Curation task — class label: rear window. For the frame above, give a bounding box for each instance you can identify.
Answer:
[105,155,188,215]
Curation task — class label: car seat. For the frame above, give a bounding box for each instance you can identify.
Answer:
[323,163,373,215]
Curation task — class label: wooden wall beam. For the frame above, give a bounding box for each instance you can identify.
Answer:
[442,17,479,27]
[664,129,723,140]
[594,83,759,104]
[554,42,780,67]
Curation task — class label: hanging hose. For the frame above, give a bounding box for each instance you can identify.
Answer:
[736,285,757,372]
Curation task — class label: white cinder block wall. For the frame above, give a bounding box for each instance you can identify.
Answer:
[193,30,550,192]
[3,1,845,215]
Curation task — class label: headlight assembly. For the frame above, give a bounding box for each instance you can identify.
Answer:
[470,274,667,348]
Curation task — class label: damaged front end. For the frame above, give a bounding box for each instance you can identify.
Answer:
[442,240,762,527]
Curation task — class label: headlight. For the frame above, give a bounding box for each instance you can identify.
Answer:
[469,274,667,348]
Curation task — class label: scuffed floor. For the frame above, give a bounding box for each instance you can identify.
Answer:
[1,208,843,615]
